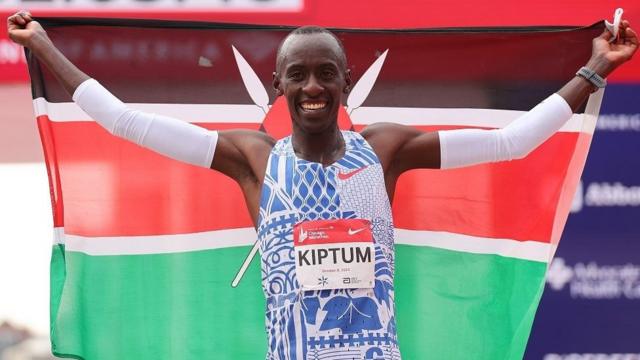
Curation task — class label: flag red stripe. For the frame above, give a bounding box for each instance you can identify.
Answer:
[37,116,65,227]
[549,131,593,247]
[392,133,583,243]
[40,116,258,235]
[41,117,581,242]
[357,124,582,243]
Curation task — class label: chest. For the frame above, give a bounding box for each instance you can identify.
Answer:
[260,145,399,300]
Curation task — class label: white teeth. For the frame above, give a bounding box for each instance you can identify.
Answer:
[301,102,326,110]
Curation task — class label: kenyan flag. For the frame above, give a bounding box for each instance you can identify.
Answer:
[28,18,604,359]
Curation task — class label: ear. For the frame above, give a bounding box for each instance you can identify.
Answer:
[343,69,352,94]
[272,71,283,96]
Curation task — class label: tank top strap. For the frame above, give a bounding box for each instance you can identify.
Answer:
[336,130,381,169]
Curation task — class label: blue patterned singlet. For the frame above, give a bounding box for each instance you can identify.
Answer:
[257,131,401,360]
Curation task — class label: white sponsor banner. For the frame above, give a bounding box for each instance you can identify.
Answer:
[0,0,302,10]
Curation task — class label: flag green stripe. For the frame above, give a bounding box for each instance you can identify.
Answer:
[50,244,546,359]
[50,245,267,359]
[50,244,66,334]
[395,244,547,360]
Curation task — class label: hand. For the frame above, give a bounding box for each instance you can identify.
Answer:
[587,19,638,78]
[7,10,48,48]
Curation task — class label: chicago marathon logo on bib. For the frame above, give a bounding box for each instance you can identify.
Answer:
[293,219,375,290]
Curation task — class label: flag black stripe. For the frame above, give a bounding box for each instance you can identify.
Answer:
[29,17,601,113]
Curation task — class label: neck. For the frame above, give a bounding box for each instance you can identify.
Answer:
[292,124,345,166]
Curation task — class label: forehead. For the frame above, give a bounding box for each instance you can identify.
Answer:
[278,33,345,70]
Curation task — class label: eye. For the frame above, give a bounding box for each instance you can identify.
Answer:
[287,71,303,81]
[320,69,336,80]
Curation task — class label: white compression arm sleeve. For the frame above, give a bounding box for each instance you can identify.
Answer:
[72,79,218,168]
[438,93,573,169]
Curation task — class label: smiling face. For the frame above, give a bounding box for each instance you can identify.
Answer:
[273,32,351,135]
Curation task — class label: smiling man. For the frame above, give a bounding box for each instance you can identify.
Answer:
[7,11,638,360]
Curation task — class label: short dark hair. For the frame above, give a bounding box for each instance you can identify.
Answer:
[275,26,347,71]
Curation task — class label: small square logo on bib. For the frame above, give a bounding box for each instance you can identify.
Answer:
[293,219,375,290]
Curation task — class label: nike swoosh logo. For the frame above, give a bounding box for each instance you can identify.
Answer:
[337,166,367,181]
[348,228,366,236]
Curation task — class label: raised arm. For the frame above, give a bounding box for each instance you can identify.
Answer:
[366,20,637,179]
[8,12,274,211]
[8,12,88,93]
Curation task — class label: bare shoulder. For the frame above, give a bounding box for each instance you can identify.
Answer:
[360,122,422,171]
[360,122,440,175]
[212,129,275,184]
[361,122,421,143]
[220,129,276,152]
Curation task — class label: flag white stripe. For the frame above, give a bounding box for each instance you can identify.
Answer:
[581,88,604,137]
[395,229,552,263]
[350,106,589,134]
[34,98,266,124]
[58,227,256,255]
[54,226,551,262]
[53,227,65,245]
[34,98,588,133]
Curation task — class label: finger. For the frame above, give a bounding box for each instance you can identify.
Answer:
[18,11,31,20]
[20,12,33,22]
[619,20,629,42]
[599,28,613,41]
[6,16,18,30]
[621,25,635,42]
[15,15,26,26]
[626,27,638,47]
[618,26,627,45]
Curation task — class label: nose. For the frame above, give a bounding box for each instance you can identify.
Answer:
[302,74,323,97]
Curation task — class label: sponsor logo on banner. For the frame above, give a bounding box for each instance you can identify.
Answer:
[584,182,640,207]
[570,181,640,213]
[0,0,302,9]
[596,114,640,132]
[544,354,640,360]
[546,258,640,300]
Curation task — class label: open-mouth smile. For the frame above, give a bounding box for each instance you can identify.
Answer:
[299,101,328,112]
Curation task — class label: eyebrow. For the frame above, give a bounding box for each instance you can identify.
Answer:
[285,61,340,71]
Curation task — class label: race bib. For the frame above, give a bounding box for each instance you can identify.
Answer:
[293,219,375,290]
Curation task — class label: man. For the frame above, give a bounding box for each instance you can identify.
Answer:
[8,11,637,359]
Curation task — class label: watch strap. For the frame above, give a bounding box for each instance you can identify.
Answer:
[576,67,607,88]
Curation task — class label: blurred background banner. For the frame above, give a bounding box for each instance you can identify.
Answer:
[1,0,640,83]
[526,87,640,359]
[1,1,639,359]
[0,0,302,10]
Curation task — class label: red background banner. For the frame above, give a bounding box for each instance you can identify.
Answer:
[1,0,639,83]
